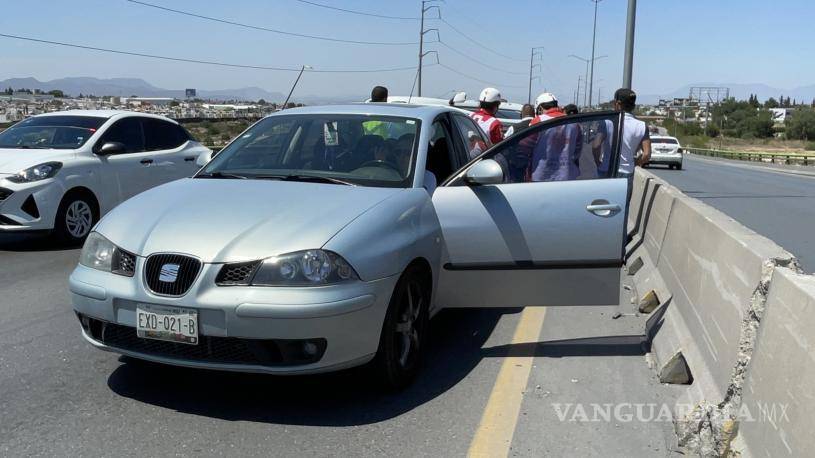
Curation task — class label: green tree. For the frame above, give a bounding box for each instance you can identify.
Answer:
[47,89,65,98]
[764,97,779,108]
[786,108,815,140]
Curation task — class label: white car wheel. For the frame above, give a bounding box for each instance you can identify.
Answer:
[55,194,97,244]
[65,201,93,238]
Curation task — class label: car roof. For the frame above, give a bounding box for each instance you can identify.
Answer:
[34,110,180,124]
[267,103,458,122]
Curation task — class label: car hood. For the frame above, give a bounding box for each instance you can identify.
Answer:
[0,148,74,174]
[96,178,404,263]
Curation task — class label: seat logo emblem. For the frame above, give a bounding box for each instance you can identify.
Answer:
[159,264,180,283]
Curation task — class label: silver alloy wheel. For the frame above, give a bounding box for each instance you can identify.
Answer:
[65,200,93,238]
[395,280,423,368]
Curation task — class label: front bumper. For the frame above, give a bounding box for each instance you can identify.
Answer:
[70,262,400,375]
[0,177,62,231]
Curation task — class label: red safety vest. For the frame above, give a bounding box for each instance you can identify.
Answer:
[470,109,504,144]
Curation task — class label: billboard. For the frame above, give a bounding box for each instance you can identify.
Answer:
[185,88,196,98]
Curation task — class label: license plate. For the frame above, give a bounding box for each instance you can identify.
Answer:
[136,304,198,345]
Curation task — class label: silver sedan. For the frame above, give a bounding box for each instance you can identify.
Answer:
[70,104,631,389]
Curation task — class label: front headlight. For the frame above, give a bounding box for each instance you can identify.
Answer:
[6,161,62,183]
[79,232,135,277]
[221,249,359,286]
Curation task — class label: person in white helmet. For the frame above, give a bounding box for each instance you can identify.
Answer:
[530,92,566,126]
[470,87,505,144]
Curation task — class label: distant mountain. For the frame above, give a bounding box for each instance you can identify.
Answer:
[0,77,286,102]
[639,82,815,105]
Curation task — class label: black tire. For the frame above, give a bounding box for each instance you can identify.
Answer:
[53,192,98,245]
[668,164,675,170]
[676,164,683,170]
[373,265,430,391]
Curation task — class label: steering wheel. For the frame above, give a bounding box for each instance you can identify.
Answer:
[356,159,402,173]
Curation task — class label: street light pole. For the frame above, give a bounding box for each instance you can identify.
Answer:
[283,64,311,109]
[622,0,637,88]
[588,0,603,109]
[569,54,606,109]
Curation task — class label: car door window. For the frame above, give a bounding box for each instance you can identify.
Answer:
[454,113,621,184]
[143,118,188,151]
[99,118,144,154]
[425,119,457,183]
[451,114,489,162]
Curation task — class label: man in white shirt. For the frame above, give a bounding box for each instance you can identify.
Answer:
[614,88,651,175]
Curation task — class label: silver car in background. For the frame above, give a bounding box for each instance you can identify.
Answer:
[71,104,631,389]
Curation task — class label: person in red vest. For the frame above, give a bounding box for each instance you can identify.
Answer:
[470,87,505,145]
[530,92,566,126]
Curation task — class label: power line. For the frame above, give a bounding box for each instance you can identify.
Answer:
[436,62,525,89]
[437,17,525,63]
[0,33,422,73]
[292,0,419,20]
[437,41,526,75]
[125,0,417,46]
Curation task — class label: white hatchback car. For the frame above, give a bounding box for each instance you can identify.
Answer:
[0,111,210,243]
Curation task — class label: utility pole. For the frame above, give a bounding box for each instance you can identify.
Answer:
[588,0,603,109]
[622,0,637,88]
[528,47,544,104]
[283,65,312,109]
[417,1,440,97]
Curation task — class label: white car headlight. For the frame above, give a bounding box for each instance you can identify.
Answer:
[79,232,136,277]
[7,161,62,183]
[221,249,359,286]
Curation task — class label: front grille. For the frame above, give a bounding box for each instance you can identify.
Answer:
[112,249,136,277]
[78,315,326,367]
[0,188,11,202]
[0,215,20,226]
[144,253,201,297]
[215,260,261,285]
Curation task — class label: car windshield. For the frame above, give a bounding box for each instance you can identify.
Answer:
[199,114,421,187]
[0,115,106,149]
[652,138,679,144]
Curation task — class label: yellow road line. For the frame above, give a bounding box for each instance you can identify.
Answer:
[467,307,547,458]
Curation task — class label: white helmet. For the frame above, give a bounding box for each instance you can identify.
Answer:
[478,87,502,103]
[535,92,558,108]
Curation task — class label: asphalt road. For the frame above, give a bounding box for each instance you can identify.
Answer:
[0,231,682,457]
[649,154,815,273]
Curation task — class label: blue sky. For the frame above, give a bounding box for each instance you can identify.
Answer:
[1,0,813,102]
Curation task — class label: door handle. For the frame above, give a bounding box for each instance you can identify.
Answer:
[140,159,154,165]
[184,156,196,162]
[586,200,621,217]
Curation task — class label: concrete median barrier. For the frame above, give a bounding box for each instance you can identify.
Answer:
[626,169,804,456]
[738,267,815,457]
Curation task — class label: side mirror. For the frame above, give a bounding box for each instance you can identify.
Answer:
[450,91,467,105]
[464,159,504,185]
[195,150,213,167]
[97,141,125,155]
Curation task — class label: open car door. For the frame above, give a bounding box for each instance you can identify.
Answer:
[431,111,628,307]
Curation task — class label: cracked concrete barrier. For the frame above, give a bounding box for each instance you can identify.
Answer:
[737,267,815,457]
[627,169,798,456]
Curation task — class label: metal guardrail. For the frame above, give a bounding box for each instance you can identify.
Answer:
[686,147,815,166]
